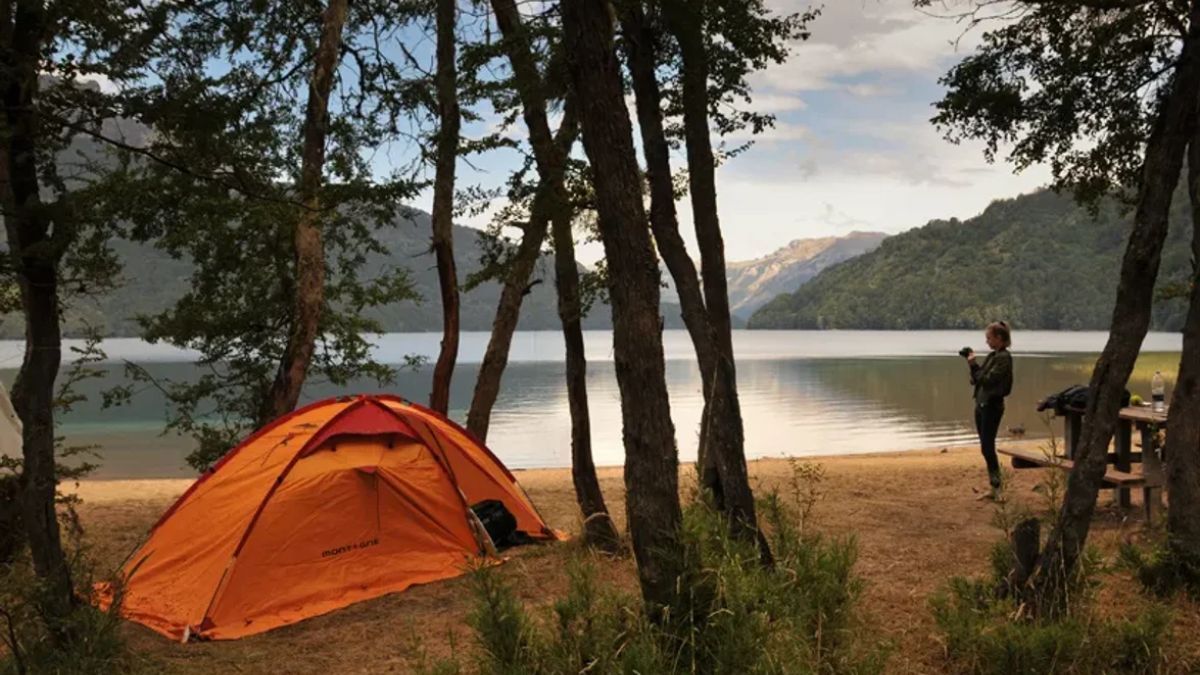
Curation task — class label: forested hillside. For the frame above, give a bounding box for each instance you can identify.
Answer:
[749,190,1195,330]
[0,209,695,339]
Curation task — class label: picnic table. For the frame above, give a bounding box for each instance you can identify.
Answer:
[998,405,1167,521]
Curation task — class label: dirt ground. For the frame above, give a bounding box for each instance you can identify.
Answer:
[72,443,1200,674]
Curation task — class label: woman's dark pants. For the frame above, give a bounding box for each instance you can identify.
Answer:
[975,400,1004,488]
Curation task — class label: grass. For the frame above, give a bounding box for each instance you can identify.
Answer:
[428,461,889,675]
[930,440,1184,675]
[1,514,151,675]
[1120,540,1200,600]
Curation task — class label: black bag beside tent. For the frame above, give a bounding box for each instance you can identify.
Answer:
[471,499,519,549]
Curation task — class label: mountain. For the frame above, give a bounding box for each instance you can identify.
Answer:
[0,103,882,339]
[2,206,884,339]
[723,232,886,319]
[0,210,622,340]
[748,189,1194,331]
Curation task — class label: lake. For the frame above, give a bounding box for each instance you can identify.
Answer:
[0,330,1183,479]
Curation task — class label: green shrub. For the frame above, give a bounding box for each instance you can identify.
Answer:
[438,461,887,675]
[930,436,1180,675]
[1120,540,1200,600]
[0,519,148,674]
[459,557,665,675]
[931,575,1172,675]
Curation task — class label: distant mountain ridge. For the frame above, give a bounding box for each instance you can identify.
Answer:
[1,211,610,339]
[724,232,887,319]
[1,209,883,339]
[748,189,1195,331]
[0,105,885,338]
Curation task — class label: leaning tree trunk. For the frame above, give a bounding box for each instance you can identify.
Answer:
[0,0,75,633]
[465,215,547,442]
[662,0,765,553]
[1163,129,1200,569]
[428,0,461,415]
[1028,1,1200,615]
[489,0,618,548]
[466,0,572,443]
[462,150,569,446]
[563,0,682,612]
[265,0,349,420]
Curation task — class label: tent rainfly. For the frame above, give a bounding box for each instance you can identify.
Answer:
[99,394,557,641]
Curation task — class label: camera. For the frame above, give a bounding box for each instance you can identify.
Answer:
[958,347,973,358]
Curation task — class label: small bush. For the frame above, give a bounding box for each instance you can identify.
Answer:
[1120,540,1200,599]
[438,461,887,675]
[931,576,1172,675]
[931,451,1176,675]
[460,557,665,675]
[0,513,147,675]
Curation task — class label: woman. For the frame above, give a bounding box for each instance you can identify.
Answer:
[966,321,1013,499]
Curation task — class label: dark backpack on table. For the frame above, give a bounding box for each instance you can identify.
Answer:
[1037,384,1131,414]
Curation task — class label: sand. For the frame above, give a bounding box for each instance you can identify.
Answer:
[69,442,1200,674]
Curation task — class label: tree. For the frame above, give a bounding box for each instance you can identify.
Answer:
[927,0,1200,613]
[659,0,763,552]
[1162,128,1200,579]
[616,0,717,484]
[264,0,350,419]
[550,119,621,552]
[0,0,163,637]
[98,0,426,470]
[483,0,620,549]
[562,0,682,610]
[429,0,461,415]
[0,0,76,627]
[616,0,809,557]
[463,6,567,444]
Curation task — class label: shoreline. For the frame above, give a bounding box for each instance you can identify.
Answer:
[66,440,1018,504]
[72,438,1199,674]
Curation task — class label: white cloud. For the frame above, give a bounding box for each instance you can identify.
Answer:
[724,120,812,143]
[755,0,983,93]
[737,93,809,113]
[441,0,1049,271]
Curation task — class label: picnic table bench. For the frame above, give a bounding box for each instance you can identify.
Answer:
[998,405,1167,521]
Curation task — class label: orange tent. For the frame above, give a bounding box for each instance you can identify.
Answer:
[100,394,557,641]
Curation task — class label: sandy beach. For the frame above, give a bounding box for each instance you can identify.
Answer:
[71,442,1200,674]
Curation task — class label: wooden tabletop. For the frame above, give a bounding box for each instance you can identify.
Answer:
[1119,405,1168,425]
[1054,405,1168,425]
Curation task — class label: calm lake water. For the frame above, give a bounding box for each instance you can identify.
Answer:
[0,330,1183,479]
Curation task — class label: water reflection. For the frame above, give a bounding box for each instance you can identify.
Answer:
[0,330,1181,479]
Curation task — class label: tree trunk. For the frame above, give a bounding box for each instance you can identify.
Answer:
[466,0,572,443]
[428,0,461,415]
[1164,126,1200,569]
[662,0,765,554]
[617,0,718,447]
[1001,518,1041,598]
[264,0,349,420]
[1028,2,1200,615]
[562,0,682,612]
[464,215,547,442]
[0,0,75,633]
[487,0,618,549]
[551,149,621,552]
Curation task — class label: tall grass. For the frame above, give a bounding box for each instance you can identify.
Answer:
[930,432,1180,674]
[435,461,888,675]
[0,523,145,674]
[1119,539,1200,600]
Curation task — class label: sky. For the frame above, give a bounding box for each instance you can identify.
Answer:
[404,0,1053,266]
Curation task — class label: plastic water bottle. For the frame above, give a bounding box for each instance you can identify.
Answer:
[1151,371,1166,413]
